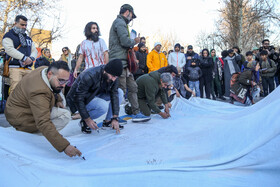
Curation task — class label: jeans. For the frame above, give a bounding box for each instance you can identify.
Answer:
[189,81,200,97]
[86,88,123,121]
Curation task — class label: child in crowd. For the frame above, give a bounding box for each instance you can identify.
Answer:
[185,59,202,97]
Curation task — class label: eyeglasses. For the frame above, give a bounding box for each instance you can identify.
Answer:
[54,76,69,85]
[263,43,269,45]
[62,50,67,52]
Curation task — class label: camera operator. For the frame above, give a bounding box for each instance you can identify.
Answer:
[257,39,278,62]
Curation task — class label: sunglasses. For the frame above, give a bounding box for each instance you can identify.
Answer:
[62,50,67,52]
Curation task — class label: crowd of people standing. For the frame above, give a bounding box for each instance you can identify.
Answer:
[1,4,279,158]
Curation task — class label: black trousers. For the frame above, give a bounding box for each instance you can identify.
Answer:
[199,76,212,99]
[262,76,275,96]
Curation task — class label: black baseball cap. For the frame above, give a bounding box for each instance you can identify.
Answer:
[121,4,136,19]
[188,45,193,49]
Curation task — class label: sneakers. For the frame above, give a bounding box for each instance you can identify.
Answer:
[219,95,226,100]
[132,112,151,123]
[102,120,125,129]
[80,120,91,134]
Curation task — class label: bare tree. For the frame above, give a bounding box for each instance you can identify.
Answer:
[148,30,180,52]
[215,0,280,53]
[0,0,64,48]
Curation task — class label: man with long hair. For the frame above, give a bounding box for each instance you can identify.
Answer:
[73,22,108,78]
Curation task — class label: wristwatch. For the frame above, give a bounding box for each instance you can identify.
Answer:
[111,117,119,122]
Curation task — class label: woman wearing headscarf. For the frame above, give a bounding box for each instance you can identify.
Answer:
[34,48,54,68]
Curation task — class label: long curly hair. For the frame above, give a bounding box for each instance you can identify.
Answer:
[84,22,100,40]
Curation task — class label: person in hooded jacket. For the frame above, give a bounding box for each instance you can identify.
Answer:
[133,42,148,80]
[168,43,186,73]
[199,49,213,99]
[223,49,241,97]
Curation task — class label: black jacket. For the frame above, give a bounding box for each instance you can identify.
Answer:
[134,50,148,75]
[66,65,120,120]
[35,56,53,68]
[199,56,213,80]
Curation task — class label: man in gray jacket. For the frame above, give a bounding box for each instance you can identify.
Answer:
[109,4,150,122]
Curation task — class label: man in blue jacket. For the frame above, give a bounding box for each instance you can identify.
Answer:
[2,15,37,94]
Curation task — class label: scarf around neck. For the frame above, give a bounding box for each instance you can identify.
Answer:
[13,26,27,47]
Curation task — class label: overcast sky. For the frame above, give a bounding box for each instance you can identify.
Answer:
[51,0,221,58]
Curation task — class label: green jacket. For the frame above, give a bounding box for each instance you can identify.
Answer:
[136,71,168,113]
[109,15,136,68]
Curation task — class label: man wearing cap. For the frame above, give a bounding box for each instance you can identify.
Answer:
[136,72,172,119]
[147,42,168,73]
[67,59,125,134]
[109,4,150,122]
[168,43,186,74]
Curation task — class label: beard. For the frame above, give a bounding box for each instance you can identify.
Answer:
[51,85,64,94]
[90,32,99,42]
[103,72,113,83]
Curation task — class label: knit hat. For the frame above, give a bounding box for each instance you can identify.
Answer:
[187,45,193,49]
[104,59,123,76]
[228,49,234,54]
[154,42,161,47]
[138,42,145,49]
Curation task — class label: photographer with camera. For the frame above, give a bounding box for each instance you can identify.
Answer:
[257,39,279,62]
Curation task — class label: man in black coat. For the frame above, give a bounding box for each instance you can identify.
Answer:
[66,59,124,134]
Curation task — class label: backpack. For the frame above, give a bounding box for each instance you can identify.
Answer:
[230,72,241,87]
[127,49,138,73]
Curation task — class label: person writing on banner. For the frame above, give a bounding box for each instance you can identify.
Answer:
[67,59,127,134]
[5,61,82,157]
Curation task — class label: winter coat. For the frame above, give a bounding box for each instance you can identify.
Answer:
[4,67,69,152]
[223,55,241,97]
[186,66,202,81]
[2,29,37,68]
[109,15,136,68]
[66,65,120,120]
[147,50,168,73]
[230,69,255,100]
[260,59,277,77]
[199,56,213,81]
[35,56,54,68]
[212,56,223,80]
[134,49,148,76]
[168,52,186,72]
[136,71,168,113]
[184,51,199,68]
